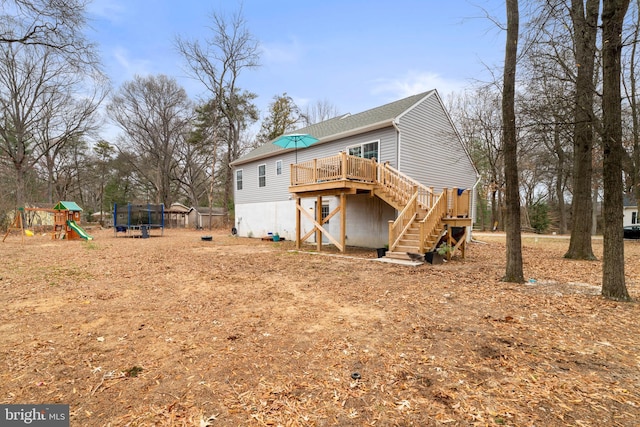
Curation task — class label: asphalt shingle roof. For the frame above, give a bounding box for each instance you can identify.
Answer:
[624,194,638,207]
[232,90,434,165]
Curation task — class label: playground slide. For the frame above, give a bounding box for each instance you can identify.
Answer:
[67,220,93,240]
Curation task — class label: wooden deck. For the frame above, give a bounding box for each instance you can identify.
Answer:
[289,152,472,256]
[289,152,377,195]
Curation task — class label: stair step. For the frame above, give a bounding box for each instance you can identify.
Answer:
[385,251,414,260]
[398,241,420,248]
[394,245,421,253]
[399,237,419,242]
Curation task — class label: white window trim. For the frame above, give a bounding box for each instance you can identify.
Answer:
[236,169,243,190]
[276,159,283,176]
[258,163,266,187]
[346,139,380,160]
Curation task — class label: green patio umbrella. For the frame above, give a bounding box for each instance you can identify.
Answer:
[272,133,319,163]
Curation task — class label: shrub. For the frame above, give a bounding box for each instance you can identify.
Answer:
[529,201,550,234]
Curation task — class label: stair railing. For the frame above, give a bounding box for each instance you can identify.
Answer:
[377,162,435,210]
[387,188,419,251]
[418,190,448,253]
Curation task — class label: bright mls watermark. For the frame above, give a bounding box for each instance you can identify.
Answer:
[1,405,69,426]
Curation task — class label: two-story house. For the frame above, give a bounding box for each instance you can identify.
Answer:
[231,90,479,259]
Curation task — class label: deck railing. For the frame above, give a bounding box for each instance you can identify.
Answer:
[446,188,470,218]
[291,154,471,252]
[291,152,377,186]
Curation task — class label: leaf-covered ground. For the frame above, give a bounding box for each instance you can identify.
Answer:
[0,229,638,426]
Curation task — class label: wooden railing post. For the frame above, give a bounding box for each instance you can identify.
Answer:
[312,159,318,183]
[452,187,458,217]
[443,188,448,216]
[388,220,393,250]
[370,157,377,182]
[412,185,418,212]
[383,161,389,185]
[341,151,347,180]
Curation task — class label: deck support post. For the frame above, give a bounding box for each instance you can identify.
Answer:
[340,192,346,252]
[288,153,471,256]
[316,196,322,251]
[296,197,301,249]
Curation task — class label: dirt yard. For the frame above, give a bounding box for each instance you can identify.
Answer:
[0,228,639,426]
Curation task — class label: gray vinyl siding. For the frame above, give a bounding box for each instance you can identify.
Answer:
[397,93,476,192]
[340,126,397,165]
[233,126,398,205]
[234,153,293,204]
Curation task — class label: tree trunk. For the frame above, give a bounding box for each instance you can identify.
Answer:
[46,159,55,204]
[565,0,599,259]
[15,164,26,208]
[554,122,567,234]
[502,0,524,283]
[630,0,640,216]
[491,187,498,230]
[592,183,599,234]
[601,0,631,301]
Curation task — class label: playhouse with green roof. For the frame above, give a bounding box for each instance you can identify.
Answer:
[53,201,92,240]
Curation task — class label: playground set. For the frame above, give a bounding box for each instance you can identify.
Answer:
[113,203,164,238]
[2,201,92,242]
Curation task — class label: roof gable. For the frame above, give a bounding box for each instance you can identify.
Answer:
[233,90,435,165]
[166,202,192,213]
[53,201,83,211]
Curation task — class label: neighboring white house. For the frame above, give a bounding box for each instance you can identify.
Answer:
[230,90,479,251]
[623,194,638,226]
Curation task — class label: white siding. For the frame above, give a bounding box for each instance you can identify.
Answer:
[234,194,395,247]
[624,206,638,226]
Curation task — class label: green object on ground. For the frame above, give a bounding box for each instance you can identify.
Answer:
[67,220,93,240]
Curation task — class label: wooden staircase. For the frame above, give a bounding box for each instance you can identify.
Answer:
[288,154,470,257]
[373,162,469,261]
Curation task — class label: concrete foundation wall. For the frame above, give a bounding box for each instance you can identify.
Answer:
[234,194,396,248]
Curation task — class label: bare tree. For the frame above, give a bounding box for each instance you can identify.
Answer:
[601,0,631,300]
[449,87,505,231]
[0,0,95,65]
[107,74,193,207]
[93,140,115,224]
[177,100,220,208]
[622,1,640,210]
[519,26,576,235]
[564,0,600,259]
[37,82,106,203]
[0,42,104,207]
[176,7,260,219]
[503,0,525,282]
[302,99,341,126]
[175,138,211,207]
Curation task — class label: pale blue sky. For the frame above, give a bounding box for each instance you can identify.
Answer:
[86,0,506,138]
